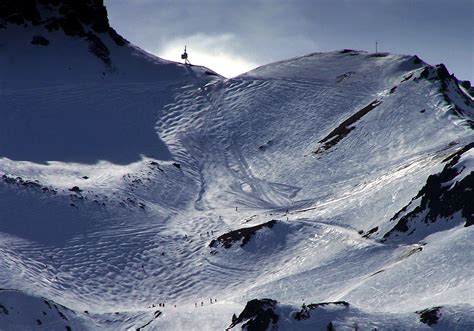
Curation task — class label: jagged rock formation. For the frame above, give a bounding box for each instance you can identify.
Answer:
[381,142,474,241]
[0,0,127,65]
[210,220,277,250]
[227,299,279,331]
[416,306,442,326]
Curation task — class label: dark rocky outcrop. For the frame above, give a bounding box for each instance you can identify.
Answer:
[315,100,382,154]
[369,52,388,58]
[136,310,162,331]
[228,300,350,330]
[460,80,471,90]
[149,161,164,172]
[69,186,82,193]
[227,299,278,331]
[86,31,111,65]
[0,304,9,315]
[459,80,474,97]
[209,220,277,250]
[294,301,349,321]
[337,49,360,56]
[383,143,474,240]
[205,70,219,76]
[336,71,355,83]
[401,72,414,83]
[417,64,474,127]
[258,139,273,151]
[416,306,442,326]
[1,0,110,34]
[108,27,128,46]
[412,55,422,64]
[1,174,57,194]
[0,1,41,26]
[361,226,378,238]
[0,0,129,66]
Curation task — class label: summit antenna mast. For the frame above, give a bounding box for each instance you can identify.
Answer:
[181,45,190,65]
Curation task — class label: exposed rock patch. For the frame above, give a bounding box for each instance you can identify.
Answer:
[258,139,273,151]
[369,52,388,58]
[315,100,382,154]
[1,0,110,34]
[86,31,111,66]
[294,301,349,320]
[383,143,474,240]
[0,304,9,315]
[336,71,355,83]
[0,0,129,66]
[209,220,277,250]
[417,64,474,127]
[412,55,422,64]
[416,306,442,326]
[136,310,162,331]
[1,174,57,194]
[69,186,82,193]
[227,299,278,331]
[361,226,378,238]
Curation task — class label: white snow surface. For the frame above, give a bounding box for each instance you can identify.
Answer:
[1,23,474,330]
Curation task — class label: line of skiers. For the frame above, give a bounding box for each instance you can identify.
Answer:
[200,230,215,237]
[195,298,217,307]
[147,303,165,308]
[147,298,219,310]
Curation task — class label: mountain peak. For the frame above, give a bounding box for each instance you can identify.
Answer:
[1,0,109,34]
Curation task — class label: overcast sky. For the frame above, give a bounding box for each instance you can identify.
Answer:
[106,0,473,80]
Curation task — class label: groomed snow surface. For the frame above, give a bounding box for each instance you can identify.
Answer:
[1,24,474,330]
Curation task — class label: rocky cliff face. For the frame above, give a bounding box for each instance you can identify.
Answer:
[0,0,128,65]
[381,143,474,242]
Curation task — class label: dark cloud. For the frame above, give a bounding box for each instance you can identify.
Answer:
[106,0,473,81]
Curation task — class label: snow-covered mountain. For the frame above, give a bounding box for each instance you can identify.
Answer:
[1,1,473,330]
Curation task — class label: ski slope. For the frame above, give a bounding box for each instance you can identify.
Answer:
[1,3,474,330]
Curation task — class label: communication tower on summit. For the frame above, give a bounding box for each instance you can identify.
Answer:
[181,46,190,65]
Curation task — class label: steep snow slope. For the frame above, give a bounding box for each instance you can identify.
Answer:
[0,27,213,164]
[1,2,474,330]
[153,50,474,329]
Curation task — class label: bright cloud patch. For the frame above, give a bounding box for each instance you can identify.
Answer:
[154,34,258,78]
